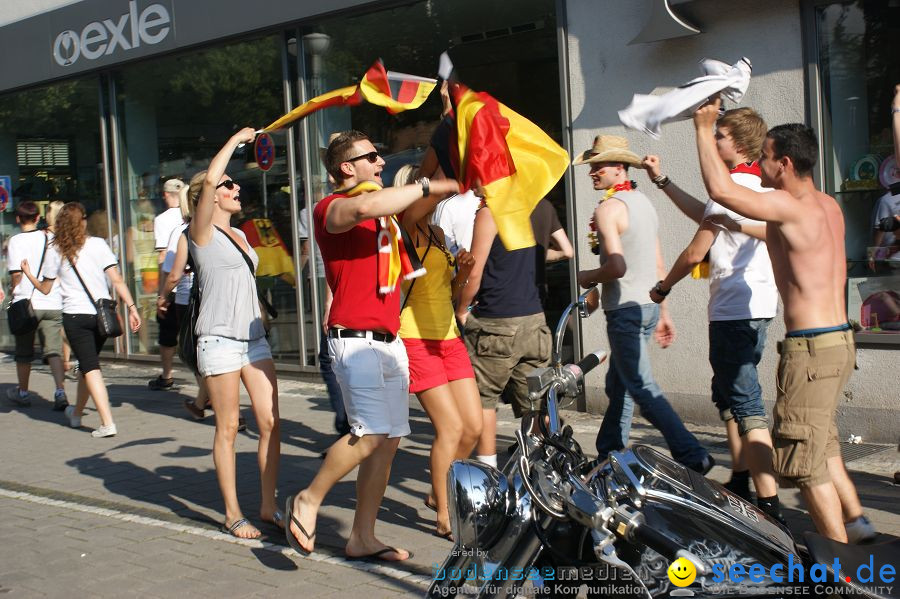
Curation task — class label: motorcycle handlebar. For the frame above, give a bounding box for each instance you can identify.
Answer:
[568,350,607,379]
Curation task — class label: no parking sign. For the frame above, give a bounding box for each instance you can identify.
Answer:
[0,176,11,212]
[254,133,275,172]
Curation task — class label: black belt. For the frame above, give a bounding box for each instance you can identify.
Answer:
[327,328,396,343]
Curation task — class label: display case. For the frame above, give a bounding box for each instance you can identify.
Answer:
[847,260,900,346]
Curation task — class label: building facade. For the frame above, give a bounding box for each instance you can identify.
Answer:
[1,0,896,440]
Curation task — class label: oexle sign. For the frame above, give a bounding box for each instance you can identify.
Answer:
[52,1,173,67]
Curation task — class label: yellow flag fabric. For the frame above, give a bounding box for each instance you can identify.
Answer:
[263,86,361,132]
[454,88,569,250]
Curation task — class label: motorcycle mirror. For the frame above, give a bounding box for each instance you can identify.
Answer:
[577,287,600,318]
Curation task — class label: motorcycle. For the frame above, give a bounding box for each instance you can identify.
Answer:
[428,287,899,598]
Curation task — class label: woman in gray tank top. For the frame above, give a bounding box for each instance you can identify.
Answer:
[189,128,282,540]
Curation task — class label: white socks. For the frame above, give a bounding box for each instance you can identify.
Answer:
[476,454,497,468]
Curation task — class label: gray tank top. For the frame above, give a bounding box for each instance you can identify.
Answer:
[600,189,659,311]
[190,227,265,341]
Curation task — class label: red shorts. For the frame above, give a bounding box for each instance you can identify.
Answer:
[402,336,475,394]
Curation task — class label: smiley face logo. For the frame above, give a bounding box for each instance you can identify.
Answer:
[667,557,697,587]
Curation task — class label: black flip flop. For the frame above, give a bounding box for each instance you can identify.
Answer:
[284,495,314,555]
[346,546,414,563]
[221,517,260,539]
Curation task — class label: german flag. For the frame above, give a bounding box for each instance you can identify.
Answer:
[239,218,295,283]
[264,61,436,131]
[450,84,569,250]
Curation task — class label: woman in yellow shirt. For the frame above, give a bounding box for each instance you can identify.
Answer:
[398,168,482,540]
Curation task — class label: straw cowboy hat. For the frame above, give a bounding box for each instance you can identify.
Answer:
[572,134,644,168]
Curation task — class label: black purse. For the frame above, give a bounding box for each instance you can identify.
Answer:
[7,234,47,336]
[178,231,200,374]
[68,258,123,338]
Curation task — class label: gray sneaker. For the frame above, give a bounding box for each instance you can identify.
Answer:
[6,387,31,406]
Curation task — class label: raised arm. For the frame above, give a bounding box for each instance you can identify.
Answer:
[455,206,497,324]
[893,84,900,159]
[694,98,793,224]
[704,213,767,241]
[191,127,257,246]
[328,178,459,234]
[576,200,627,288]
[643,155,706,224]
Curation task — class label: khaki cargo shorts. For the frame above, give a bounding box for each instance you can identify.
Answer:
[463,312,551,417]
[14,309,64,362]
[772,330,854,488]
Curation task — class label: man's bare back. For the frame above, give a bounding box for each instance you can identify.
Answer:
[763,189,844,332]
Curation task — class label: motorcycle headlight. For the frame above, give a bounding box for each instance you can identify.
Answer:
[448,460,516,550]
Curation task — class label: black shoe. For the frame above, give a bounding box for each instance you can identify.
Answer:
[723,478,753,503]
[686,454,716,475]
[237,416,247,432]
[757,500,788,528]
[148,375,175,391]
[53,390,70,412]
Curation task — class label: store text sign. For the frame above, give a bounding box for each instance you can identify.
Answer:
[52,1,172,67]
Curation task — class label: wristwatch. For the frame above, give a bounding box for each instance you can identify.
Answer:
[653,280,671,297]
[892,107,900,114]
[418,177,430,198]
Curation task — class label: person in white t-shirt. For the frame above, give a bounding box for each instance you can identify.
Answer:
[23,202,141,438]
[149,178,187,390]
[5,201,67,410]
[645,108,784,524]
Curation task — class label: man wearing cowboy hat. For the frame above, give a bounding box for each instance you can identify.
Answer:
[575,134,714,474]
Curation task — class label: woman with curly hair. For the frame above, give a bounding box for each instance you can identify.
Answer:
[188,128,281,539]
[22,202,141,437]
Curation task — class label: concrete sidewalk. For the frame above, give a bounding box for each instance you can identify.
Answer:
[0,356,897,597]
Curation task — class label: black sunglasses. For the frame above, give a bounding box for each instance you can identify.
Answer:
[345,151,380,164]
[216,179,237,190]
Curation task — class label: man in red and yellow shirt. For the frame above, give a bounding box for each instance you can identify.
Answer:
[285,131,458,562]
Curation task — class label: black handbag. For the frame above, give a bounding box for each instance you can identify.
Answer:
[178,237,200,374]
[68,258,123,338]
[7,234,48,336]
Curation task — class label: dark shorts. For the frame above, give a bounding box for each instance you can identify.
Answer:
[157,298,180,348]
[14,309,63,362]
[708,318,771,435]
[62,313,107,374]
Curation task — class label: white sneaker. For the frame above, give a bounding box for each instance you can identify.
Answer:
[845,516,878,544]
[64,405,82,428]
[91,423,117,438]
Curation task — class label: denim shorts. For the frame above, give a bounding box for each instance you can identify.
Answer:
[708,318,771,435]
[197,335,272,377]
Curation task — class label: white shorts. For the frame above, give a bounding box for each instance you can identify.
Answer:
[329,334,410,438]
[197,335,272,377]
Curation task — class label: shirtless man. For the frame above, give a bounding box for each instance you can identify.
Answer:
[693,97,875,543]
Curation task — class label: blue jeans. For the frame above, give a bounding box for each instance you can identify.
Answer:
[595,304,708,467]
[709,318,771,435]
[319,330,350,436]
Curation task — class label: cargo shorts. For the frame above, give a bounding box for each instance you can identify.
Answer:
[463,312,551,417]
[772,330,854,488]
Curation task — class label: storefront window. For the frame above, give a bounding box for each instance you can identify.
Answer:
[298,0,571,354]
[113,35,300,359]
[815,0,900,342]
[0,77,103,348]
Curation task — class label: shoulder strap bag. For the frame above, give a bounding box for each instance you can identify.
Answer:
[68,256,123,338]
[7,233,48,336]
[178,228,201,374]
[214,226,277,331]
